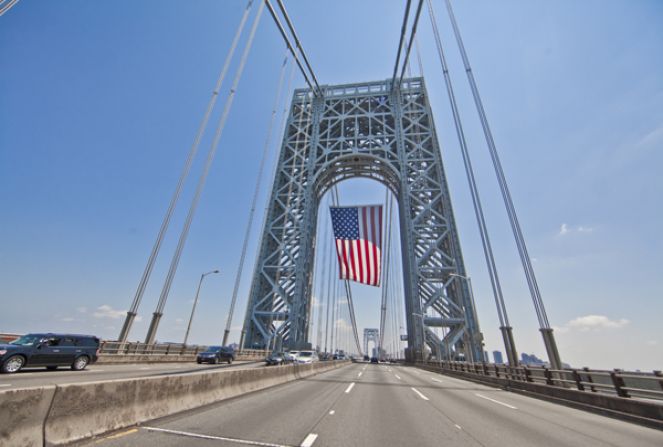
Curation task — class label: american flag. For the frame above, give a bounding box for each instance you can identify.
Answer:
[329,205,383,287]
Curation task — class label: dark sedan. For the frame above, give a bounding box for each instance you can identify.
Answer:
[196,346,235,364]
[265,352,289,366]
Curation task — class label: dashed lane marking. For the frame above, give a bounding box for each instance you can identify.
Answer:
[475,393,517,409]
[357,372,363,378]
[0,384,11,387]
[329,410,335,415]
[411,387,430,401]
[345,382,356,394]
[394,374,401,380]
[143,427,289,447]
[300,433,318,447]
[431,378,443,383]
[454,424,462,430]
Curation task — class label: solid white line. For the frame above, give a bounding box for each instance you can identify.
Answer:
[411,387,430,401]
[300,433,318,447]
[345,382,355,394]
[394,374,401,380]
[358,372,362,378]
[475,393,517,409]
[143,426,289,447]
[431,378,443,383]
[329,410,335,415]
[0,384,11,387]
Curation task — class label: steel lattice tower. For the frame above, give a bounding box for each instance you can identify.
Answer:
[363,328,380,357]
[241,78,483,361]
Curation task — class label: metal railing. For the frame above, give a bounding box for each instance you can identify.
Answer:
[98,340,269,357]
[419,360,663,402]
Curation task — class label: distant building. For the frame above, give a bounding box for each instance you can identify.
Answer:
[492,350,503,364]
[484,351,489,363]
[521,352,545,366]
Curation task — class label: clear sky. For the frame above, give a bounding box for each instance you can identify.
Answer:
[1,1,661,371]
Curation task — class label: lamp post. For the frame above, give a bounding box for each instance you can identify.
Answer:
[183,269,219,345]
[449,273,484,363]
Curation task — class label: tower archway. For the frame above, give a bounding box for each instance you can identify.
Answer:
[241,78,483,361]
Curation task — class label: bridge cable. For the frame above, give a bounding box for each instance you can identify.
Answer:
[264,0,322,97]
[238,57,296,350]
[144,1,265,344]
[274,0,322,96]
[378,189,394,352]
[117,0,255,343]
[315,203,331,350]
[0,0,20,16]
[391,0,412,87]
[426,0,513,357]
[222,52,290,346]
[330,186,364,356]
[397,0,425,86]
[445,0,551,330]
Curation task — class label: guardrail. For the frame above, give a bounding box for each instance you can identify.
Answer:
[98,340,268,357]
[420,360,663,402]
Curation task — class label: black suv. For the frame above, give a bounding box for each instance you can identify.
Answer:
[196,346,235,364]
[0,333,100,374]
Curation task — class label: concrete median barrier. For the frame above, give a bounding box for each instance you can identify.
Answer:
[42,360,347,446]
[0,385,56,447]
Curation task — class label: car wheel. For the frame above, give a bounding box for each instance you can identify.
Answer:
[228,357,233,364]
[46,365,58,371]
[1,355,25,374]
[196,360,202,364]
[71,355,89,371]
[211,358,217,364]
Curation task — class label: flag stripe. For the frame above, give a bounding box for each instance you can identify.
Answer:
[330,205,383,287]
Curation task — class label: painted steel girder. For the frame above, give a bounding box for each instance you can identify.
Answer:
[242,78,481,358]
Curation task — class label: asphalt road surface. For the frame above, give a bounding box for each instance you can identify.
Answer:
[0,361,261,389]
[83,362,663,447]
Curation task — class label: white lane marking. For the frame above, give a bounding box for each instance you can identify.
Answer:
[475,393,517,409]
[329,410,335,415]
[431,378,443,383]
[0,384,11,387]
[139,367,150,370]
[411,387,430,401]
[357,372,362,378]
[143,426,289,447]
[394,374,401,380]
[88,370,105,372]
[345,382,355,394]
[300,433,318,447]
[455,424,462,430]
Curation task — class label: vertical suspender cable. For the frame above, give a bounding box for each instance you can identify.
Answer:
[118,0,255,343]
[444,0,561,369]
[222,52,289,346]
[144,0,265,344]
[397,0,425,85]
[391,0,413,87]
[426,0,517,365]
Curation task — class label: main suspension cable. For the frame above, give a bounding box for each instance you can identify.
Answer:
[118,0,256,343]
[222,51,290,346]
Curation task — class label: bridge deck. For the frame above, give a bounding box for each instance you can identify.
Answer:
[82,363,663,447]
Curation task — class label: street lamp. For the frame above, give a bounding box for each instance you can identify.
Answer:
[183,269,219,345]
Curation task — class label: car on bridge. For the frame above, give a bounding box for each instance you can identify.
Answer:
[283,350,299,362]
[0,333,100,373]
[296,350,319,364]
[196,346,235,364]
[264,352,290,366]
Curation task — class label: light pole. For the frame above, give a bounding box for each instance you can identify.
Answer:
[449,273,484,363]
[183,269,219,346]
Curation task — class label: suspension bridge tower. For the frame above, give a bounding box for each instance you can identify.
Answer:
[241,77,483,361]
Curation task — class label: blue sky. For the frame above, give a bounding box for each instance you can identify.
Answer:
[1,1,661,370]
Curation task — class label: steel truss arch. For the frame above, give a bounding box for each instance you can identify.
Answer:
[242,77,482,361]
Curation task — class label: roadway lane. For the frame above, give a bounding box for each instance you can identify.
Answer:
[86,362,663,447]
[0,361,261,389]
